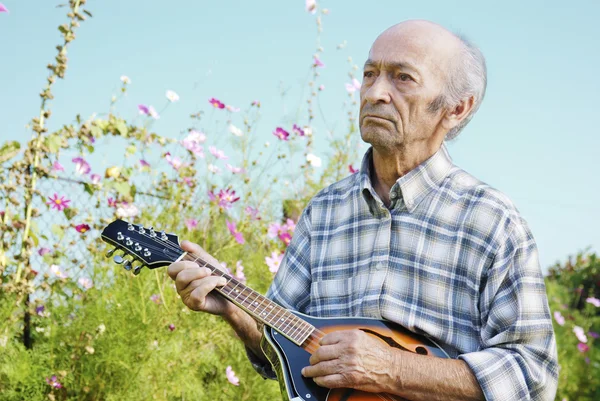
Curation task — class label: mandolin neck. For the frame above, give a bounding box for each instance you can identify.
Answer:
[181,253,315,346]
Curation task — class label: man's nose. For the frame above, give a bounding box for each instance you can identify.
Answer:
[362,76,392,104]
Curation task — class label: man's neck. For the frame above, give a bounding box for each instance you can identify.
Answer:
[371,141,442,207]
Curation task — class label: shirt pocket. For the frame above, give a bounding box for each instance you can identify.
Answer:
[309,273,370,317]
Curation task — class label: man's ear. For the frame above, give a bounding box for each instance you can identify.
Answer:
[441,95,475,131]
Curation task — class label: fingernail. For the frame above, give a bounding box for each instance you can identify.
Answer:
[301,368,305,376]
[219,277,228,286]
[205,267,212,275]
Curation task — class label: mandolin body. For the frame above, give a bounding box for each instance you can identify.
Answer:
[262,311,449,401]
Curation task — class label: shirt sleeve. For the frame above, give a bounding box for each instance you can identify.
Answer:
[458,218,559,401]
[245,204,313,379]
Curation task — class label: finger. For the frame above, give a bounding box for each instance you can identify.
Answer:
[188,276,229,307]
[180,240,224,272]
[301,360,339,378]
[319,330,352,346]
[167,260,205,281]
[309,344,343,365]
[175,266,213,292]
[312,374,346,389]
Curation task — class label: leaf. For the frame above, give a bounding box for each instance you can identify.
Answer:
[115,121,128,137]
[45,135,62,153]
[90,125,103,139]
[113,182,131,198]
[83,10,93,18]
[63,207,78,221]
[126,144,137,155]
[30,230,39,247]
[0,141,21,163]
[51,224,64,240]
[83,183,95,196]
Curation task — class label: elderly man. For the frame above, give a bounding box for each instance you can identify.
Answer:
[168,20,558,401]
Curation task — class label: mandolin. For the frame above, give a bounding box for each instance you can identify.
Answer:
[101,219,449,401]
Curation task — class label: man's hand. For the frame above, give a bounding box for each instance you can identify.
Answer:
[301,329,399,394]
[166,240,238,318]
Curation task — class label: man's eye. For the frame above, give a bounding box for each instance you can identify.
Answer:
[363,71,375,78]
[398,73,412,82]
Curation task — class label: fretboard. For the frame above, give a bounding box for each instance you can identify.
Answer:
[183,253,315,346]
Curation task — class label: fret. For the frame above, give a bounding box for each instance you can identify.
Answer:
[288,317,305,342]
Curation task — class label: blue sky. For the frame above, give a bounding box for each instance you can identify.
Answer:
[1,0,599,271]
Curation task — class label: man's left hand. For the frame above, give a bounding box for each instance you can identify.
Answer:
[301,329,400,393]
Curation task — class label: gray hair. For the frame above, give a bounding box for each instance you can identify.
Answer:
[428,33,487,140]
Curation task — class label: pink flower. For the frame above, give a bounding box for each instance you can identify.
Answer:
[283,218,296,233]
[51,161,64,172]
[586,297,600,307]
[267,222,283,239]
[553,311,565,326]
[251,100,261,107]
[168,324,176,331]
[50,264,67,279]
[318,84,325,91]
[148,106,160,119]
[75,224,91,233]
[185,218,198,231]
[45,375,63,389]
[165,152,183,170]
[208,188,240,210]
[279,232,292,246]
[90,174,101,184]
[139,159,151,168]
[38,247,52,256]
[209,98,225,109]
[349,165,358,174]
[345,77,362,93]
[226,366,240,386]
[226,220,245,245]
[573,326,588,343]
[292,124,305,136]
[226,164,246,174]
[72,157,90,175]
[78,277,93,290]
[138,104,150,115]
[313,55,325,68]
[47,193,71,211]
[589,331,600,339]
[578,343,590,353]
[209,146,228,160]
[305,0,317,14]
[226,105,240,112]
[107,197,118,208]
[266,251,283,274]
[234,260,246,284]
[273,127,290,141]
[245,206,261,220]
[150,294,161,304]
[181,130,206,156]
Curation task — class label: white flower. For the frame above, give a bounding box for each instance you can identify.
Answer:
[85,346,95,354]
[229,124,243,137]
[78,277,93,290]
[306,153,322,167]
[207,164,221,174]
[120,75,131,84]
[148,106,160,119]
[97,324,106,335]
[303,126,313,137]
[50,264,68,279]
[116,203,139,218]
[166,90,179,102]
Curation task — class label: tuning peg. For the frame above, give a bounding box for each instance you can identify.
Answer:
[133,264,144,275]
[106,247,117,258]
[123,258,134,271]
[113,255,125,264]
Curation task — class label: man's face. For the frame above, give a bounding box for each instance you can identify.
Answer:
[359,24,455,150]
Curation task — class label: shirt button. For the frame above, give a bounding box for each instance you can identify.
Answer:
[375,263,384,271]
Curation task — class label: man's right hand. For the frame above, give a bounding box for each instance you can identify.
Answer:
[167,240,238,318]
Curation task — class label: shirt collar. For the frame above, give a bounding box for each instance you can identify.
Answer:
[359,144,454,213]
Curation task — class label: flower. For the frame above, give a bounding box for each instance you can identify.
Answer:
[97,324,106,335]
[72,157,91,175]
[181,130,206,156]
[105,166,121,178]
[586,297,600,307]
[573,326,588,343]
[226,105,240,112]
[226,220,245,244]
[306,153,322,167]
[50,264,68,279]
[168,324,176,331]
[107,197,118,208]
[553,311,565,326]
[578,343,590,353]
[207,164,221,174]
[226,366,240,386]
[139,159,151,168]
[303,126,313,136]
[148,106,160,119]
[273,127,290,141]
[208,188,240,210]
[36,305,45,316]
[90,174,101,185]
[226,164,246,174]
[589,331,600,339]
[38,247,51,256]
[138,104,150,115]
[245,206,261,220]
[234,261,246,284]
[85,346,95,354]
[209,146,228,160]
[165,152,183,170]
[305,0,316,14]
[266,251,283,274]
[279,232,292,246]
[78,277,93,290]
[166,90,179,102]
[46,193,71,211]
[318,84,325,91]
[150,294,161,304]
[209,97,225,109]
[185,218,198,231]
[251,100,261,107]
[75,224,91,233]
[229,124,243,137]
[313,55,325,68]
[349,165,358,174]
[120,75,131,84]
[345,77,362,93]
[292,124,305,136]
[115,203,139,218]
[51,161,64,172]
[45,375,63,389]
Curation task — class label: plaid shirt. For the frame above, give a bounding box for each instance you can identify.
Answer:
[248,144,558,401]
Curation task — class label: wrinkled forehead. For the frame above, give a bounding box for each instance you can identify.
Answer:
[366,26,459,82]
